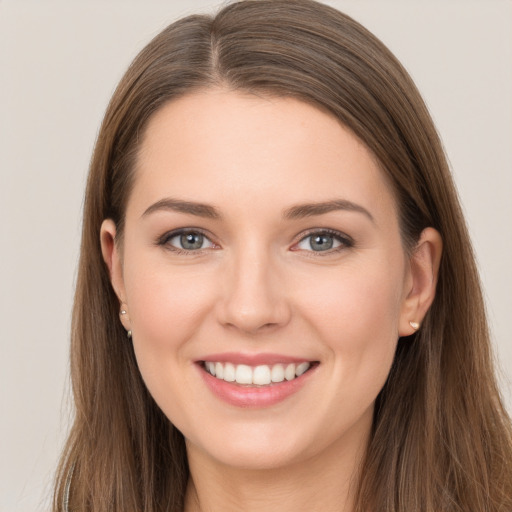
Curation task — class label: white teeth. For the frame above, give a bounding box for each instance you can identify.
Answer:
[215,362,224,379]
[235,364,253,384]
[223,362,235,382]
[253,365,271,385]
[271,364,285,383]
[206,361,215,376]
[296,362,310,376]
[285,363,296,381]
[204,361,313,385]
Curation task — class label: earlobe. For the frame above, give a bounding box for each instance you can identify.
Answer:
[100,219,132,332]
[399,227,443,336]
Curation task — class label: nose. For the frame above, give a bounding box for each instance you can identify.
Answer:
[216,246,291,335]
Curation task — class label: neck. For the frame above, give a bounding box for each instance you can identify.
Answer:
[183,422,369,512]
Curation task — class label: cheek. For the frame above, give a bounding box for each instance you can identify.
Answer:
[122,254,216,363]
[298,256,405,388]
[303,258,403,337]
[121,255,218,429]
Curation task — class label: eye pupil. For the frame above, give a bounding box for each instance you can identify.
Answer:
[180,232,204,250]
[310,234,334,251]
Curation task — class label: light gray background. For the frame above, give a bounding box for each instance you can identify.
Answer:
[1,1,511,510]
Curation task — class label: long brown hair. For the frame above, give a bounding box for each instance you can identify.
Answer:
[53,1,512,510]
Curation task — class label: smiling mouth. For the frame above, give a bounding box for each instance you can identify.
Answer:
[201,361,317,386]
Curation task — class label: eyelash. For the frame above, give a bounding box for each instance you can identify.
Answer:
[292,229,354,256]
[156,228,354,255]
[156,228,216,255]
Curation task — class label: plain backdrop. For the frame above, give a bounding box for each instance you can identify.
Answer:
[1,1,511,510]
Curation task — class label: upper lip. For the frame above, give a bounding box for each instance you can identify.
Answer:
[196,352,316,366]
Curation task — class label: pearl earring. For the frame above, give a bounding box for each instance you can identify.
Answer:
[119,305,131,338]
[409,321,420,330]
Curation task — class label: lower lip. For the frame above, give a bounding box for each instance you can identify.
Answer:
[198,364,316,408]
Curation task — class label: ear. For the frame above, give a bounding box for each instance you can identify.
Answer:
[398,227,443,336]
[100,219,131,332]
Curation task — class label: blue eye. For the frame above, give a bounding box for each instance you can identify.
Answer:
[296,231,351,252]
[163,230,215,251]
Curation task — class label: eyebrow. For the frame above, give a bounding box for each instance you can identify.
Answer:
[283,199,374,222]
[141,197,374,223]
[141,198,222,219]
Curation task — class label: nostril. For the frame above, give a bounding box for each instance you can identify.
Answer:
[215,264,292,332]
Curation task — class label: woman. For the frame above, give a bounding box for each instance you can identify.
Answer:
[53,0,512,510]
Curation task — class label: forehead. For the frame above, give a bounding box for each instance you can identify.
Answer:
[129,89,397,222]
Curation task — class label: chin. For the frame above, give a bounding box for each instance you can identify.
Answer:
[187,434,308,471]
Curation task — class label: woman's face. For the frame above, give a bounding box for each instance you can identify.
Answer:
[103,90,425,470]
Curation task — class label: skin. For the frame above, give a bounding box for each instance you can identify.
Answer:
[101,89,442,512]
